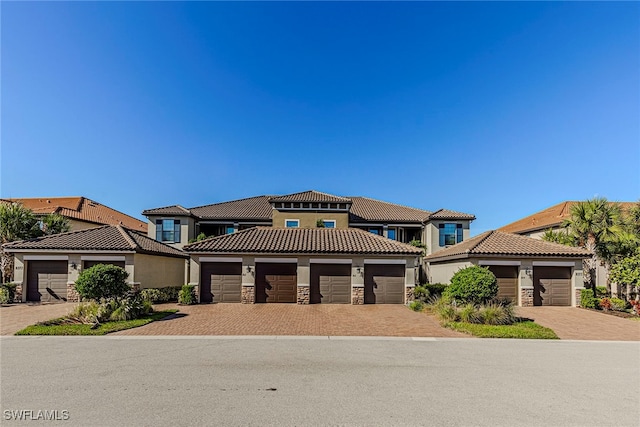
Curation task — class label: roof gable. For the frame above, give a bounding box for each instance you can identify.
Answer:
[424,230,591,262]
[3,225,187,258]
[269,190,352,204]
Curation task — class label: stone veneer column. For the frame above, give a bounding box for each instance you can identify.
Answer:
[351,257,365,305]
[241,256,255,304]
[66,282,80,303]
[405,286,415,304]
[519,261,534,307]
[297,258,310,305]
[520,288,534,307]
[14,283,23,303]
[297,286,310,304]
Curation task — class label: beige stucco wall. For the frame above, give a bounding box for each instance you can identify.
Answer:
[271,211,349,229]
[67,219,104,232]
[132,253,185,288]
[424,220,472,256]
[426,260,474,284]
[146,215,195,249]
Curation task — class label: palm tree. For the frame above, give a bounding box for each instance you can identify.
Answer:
[563,198,622,296]
[41,213,70,235]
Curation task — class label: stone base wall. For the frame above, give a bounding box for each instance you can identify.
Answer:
[521,288,534,307]
[405,286,415,304]
[575,289,582,307]
[14,284,23,303]
[66,283,80,303]
[241,286,255,304]
[352,287,364,305]
[297,286,310,305]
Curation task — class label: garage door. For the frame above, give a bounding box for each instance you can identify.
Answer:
[200,262,242,303]
[533,267,571,306]
[255,263,297,303]
[487,265,518,303]
[310,264,351,304]
[83,260,126,269]
[27,260,68,302]
[364,264,405,304]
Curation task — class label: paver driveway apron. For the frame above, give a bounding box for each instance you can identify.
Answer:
[0,303,77,335]
[113,304,466,337]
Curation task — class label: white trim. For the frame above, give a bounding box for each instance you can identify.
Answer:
[255,257,298,263]
[284,219,300,228]
[532,261,576,267]
[199,257,243,263]
[81,255,126,262]
[24,255,69,261]
[478,260,522,266]
[364,259,407,265]
[322,219,336,229]
[297,283,310,287]
[309,258,352,264]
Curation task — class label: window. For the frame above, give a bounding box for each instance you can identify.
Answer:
[285,219,299,228]
[387,229,396,240]
[225,226,235,234]
[439,223,463,246]
[156,219,181,243]
[322,220,336,229]
[368,228,380,235]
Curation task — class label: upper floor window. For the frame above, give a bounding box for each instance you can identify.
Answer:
[387,229,396,240]
[322,220,336,229]
[368,228,380,235]
[439,223,463,246]
[285,219,299,228]
[225,226,235,234]
[156,219,181,243]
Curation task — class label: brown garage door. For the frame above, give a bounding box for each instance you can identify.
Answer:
[487,265,518,303]
[364,264,405,304]
[27,260,68,302]
[533,266,571,306]
[83,260,126,269]
[200,262,242,303]
[310,264,351,304]
[256,263,297,303]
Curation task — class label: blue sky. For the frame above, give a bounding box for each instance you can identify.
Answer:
[2,2,638,235]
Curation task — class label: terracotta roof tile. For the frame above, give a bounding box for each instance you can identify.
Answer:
[6,197,147,233]
[189,196,274,220]
[3,225,187,258]
[269,190,352,203]
[429,209,476,220]
[499,201,637,234]
[184,227,424,255]
[348,197,431,223]
[142,205,192,216]
[424,230,591,262]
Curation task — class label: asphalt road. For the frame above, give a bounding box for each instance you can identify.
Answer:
[1,337,638,426]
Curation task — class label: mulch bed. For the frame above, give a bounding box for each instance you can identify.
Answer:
[579,307,639,319]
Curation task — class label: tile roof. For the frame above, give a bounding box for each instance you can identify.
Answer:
[499,201,637,234]
[348,197,431,223]
[3,225,187,258]
[424,230,591,262]
[142,205,192,216]
[184,227,424,255]
[5,197,147,233]
[428,209,476,220]
[269,190,352,203]
[189,195,274,220]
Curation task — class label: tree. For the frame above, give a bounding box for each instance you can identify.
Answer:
[609,254,640,301]
[40,213,70,235]
[563,198,622,296]
[446,265,498,305]
[542,228,576,246]
[74,264,130,301]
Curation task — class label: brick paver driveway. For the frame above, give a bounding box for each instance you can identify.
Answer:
[113,303,466,337]
[516,307,640,341]
[0,303,77,335]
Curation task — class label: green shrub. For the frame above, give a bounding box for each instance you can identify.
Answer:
[69,301,110,324]
[414,286,429,302]
[0,287,10,304]
[458,303,479,324]
[595,286,609,298]
[610,298,628,312]
[409,300,424,312]
[580,289,601,309]
[74,264,130,301]
[110,292,152,321]
[1,283,17,303]
[178,285,196,305]
[446,266,498,304]
[424,283,447,297]
[141,288,162,303]
[141,286,181,303]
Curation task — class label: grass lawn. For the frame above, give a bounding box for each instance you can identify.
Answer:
[15,310,177,336]
[444,320,559,339]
